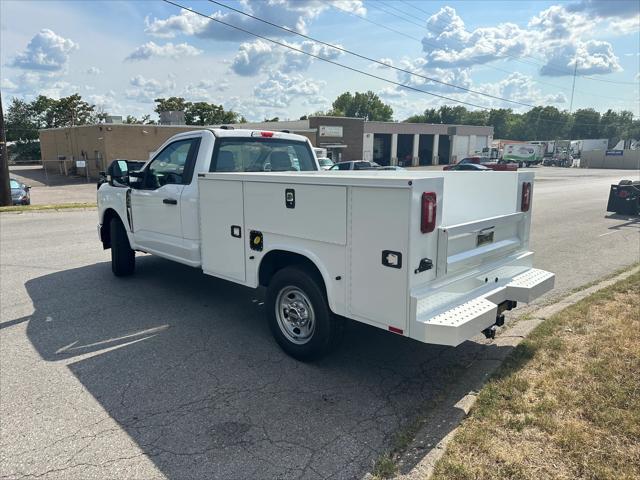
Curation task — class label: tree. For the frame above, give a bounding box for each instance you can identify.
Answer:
[184,102,243,125]
[438,105,468,124]
[487,109,512,138]
[330,91,393,121]
[570,108,601,139]
[153,97,189,114]
[263,116,280,122]
[52,94,96,127]
[5,98,37,142]
[405,108,441,124]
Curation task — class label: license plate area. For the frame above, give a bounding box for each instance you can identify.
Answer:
[477,231,494,247]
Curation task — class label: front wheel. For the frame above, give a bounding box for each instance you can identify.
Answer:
[266,266,341,361]
[110,217,135,277]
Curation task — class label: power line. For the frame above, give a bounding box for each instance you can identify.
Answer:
[389,0,638,85]
[207,0,535,108]
[162,0,489,110]
[328,2,633,102]
[162,0,636,128]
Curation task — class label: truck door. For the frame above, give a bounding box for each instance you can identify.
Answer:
[130,137,201,260]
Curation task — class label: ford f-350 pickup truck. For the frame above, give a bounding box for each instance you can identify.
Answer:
[98,128,554,360]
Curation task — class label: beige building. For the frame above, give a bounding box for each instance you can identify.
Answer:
[39,117,493,179]
[39,124,206,180]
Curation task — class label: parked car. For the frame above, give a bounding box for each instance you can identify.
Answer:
[444,163,492,171]
[10,178,31,205]
[444,157,517,171]
[329,160,380,170]
[317,157,334,170]
[97,128,554,360]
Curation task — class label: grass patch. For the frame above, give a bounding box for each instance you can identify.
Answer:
[432,270,640,480]
[0,202,96,213]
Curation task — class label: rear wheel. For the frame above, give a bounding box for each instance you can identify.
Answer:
[110,217,135,277]
[266,265,341,361]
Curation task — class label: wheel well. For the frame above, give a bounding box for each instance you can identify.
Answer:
[259,250,326,291]
[100,208,120,248]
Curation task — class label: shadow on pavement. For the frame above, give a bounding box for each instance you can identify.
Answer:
[604,213,640,231]
[21,256,511,479]
[10,165,90,188]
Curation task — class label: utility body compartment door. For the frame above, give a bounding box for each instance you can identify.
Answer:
[348,186,410,331]
[199,178,246,282]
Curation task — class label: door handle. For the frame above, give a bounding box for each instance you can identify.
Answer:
[163,198,178,205]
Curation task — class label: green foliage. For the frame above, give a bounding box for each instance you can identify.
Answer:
[153,97,242,125]
[153,96,189,114]
[124,114,156,125]
[404,105,639,142]
[5,94,100,143]
[8,141,41,161]
[329,91,393,121]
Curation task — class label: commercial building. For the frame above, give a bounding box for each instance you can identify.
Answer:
[39,116,493,179]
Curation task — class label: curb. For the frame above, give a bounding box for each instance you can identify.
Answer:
[391,264,640,480]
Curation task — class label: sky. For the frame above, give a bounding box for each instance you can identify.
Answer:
[1,0,639,122]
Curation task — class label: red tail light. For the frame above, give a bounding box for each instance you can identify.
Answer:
[521,182,532,212]
[261,131,274,137]
[421,192,437,233]
[618,189,629,198]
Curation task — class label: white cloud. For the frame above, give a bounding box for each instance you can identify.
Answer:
[125,41,203,61]
[231,40,278,76]
[539,39,622,76]
[417,6,622,78]
[1,78,18,90]
[608,15,640,35]
[11,29,78,71]
[370,58,394,70]
[180,79,230,101]
[86,66,101,75]
[86,90,120,112]
[125,75,177,103]
[377,86,407,99]
[253,71,325,108]
[145,1,365,41]
[281,40,343,72]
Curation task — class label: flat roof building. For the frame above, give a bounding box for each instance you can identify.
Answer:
[39,116,493,179]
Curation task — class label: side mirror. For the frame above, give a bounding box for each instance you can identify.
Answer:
[108,160,130,187]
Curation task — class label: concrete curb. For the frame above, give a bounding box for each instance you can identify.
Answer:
[392,265,640,480]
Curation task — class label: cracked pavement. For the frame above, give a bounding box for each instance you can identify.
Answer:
[1,168,638,479]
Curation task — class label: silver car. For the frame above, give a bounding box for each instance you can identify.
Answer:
[10,178,31,205]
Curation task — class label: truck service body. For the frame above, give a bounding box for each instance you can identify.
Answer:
[98,128,554,359]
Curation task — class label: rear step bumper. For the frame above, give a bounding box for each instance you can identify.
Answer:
[411,268,555,346]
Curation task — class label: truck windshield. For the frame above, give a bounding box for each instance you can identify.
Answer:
[211,138,317,172]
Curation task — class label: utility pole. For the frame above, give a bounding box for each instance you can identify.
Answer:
[569,57,579,114]
[0,92,12,206]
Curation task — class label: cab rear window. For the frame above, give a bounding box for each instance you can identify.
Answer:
[211,138,317,172]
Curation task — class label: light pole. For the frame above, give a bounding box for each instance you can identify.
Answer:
[0,92,12,206]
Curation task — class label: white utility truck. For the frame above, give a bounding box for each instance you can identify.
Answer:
[97,128,554,360]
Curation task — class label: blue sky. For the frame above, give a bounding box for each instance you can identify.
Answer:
[1,0,638,121]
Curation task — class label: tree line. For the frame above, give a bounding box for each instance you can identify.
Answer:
[5,90,639,160]
[405,105,640,147]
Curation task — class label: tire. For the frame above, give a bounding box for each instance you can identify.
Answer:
[110,217,135,277]
[266,265,342,361]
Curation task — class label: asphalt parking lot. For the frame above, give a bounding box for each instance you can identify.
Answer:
[9,165,97,205]
[1,167,639,479]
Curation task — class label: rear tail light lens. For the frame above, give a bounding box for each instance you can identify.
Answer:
[421,192,437,233]
[521,182,532,212]
[618,189,629,198]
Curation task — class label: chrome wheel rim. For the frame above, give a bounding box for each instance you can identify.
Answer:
[275,286,315,345]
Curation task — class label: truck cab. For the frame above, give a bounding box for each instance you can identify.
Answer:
[98,128,318,267]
